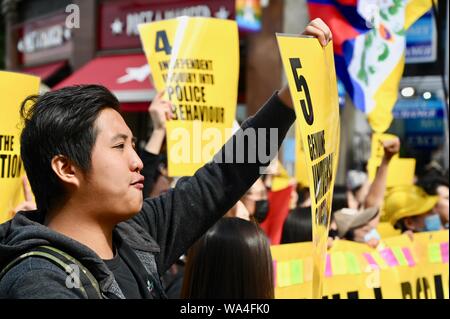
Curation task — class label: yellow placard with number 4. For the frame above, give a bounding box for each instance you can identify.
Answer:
[139,17,239,177]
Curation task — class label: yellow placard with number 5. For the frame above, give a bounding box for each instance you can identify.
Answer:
[277,34,340,298]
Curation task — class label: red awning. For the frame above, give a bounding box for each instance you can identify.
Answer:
[54,54,155,111]
[22,61,67,81]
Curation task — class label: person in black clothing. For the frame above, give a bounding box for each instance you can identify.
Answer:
[0,19,332,298]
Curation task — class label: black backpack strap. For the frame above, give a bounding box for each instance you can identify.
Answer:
[0,245,102,299]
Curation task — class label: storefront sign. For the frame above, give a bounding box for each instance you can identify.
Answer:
[393,97,444,120]
[100,0,235,50]
[15,13,73,66]
[405,10,437,64]
[393,97,445,149]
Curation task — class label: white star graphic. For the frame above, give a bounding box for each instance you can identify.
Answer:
[117,65,151,84]
[111,18,123,35]
[215,6,230,19]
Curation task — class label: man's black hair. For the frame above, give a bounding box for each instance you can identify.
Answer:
[20,85,120,213]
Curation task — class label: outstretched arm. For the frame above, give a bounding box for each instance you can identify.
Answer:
[144,90,172,155]
[141,91,173,198]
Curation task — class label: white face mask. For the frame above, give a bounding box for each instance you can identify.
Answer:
[363,228,381,243]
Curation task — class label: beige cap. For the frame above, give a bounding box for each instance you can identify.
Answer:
[334,207,379,238]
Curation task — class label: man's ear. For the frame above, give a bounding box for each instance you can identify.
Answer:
[50,155,81,188]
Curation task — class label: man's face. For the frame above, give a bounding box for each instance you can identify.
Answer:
[353,223,378,247]
[79,108,144,221]
[404,210,441,232]
[353,214,380,248]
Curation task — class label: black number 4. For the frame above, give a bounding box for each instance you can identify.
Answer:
[155,30,172,55]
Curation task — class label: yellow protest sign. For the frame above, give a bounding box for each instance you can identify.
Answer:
[139,17,239,176]
[376,222,401,238]
[0,71,40,223]
[271,230,449,299]
[367,133,415,187]
[367,157,416,187]
[277,35,340,298]
[271,242,314,298]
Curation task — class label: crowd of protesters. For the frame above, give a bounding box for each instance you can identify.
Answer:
[0,18,448,299]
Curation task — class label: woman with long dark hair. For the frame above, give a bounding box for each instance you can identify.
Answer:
[181,218,274,299]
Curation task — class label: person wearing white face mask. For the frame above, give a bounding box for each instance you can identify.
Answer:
[383,185,443,234]
[334,207,381,248]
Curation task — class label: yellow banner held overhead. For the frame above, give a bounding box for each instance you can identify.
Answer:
[271,230,449,299]
[367,133,416,187]
[139,17,239,177]
[277,35,340,298]
[367,157,416,187]
[0,71,40,223]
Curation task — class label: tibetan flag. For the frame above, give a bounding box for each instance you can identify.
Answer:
[307,0,435,132]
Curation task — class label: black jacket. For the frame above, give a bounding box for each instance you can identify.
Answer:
[0,92,296,298]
